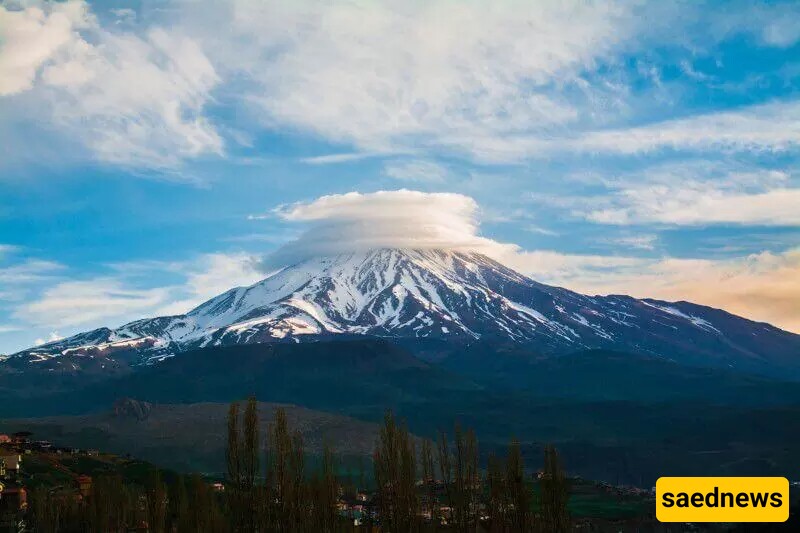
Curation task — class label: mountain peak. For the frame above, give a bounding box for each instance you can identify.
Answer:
[9,247,800,378]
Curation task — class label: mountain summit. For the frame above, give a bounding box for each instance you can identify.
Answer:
[10,248,800,377]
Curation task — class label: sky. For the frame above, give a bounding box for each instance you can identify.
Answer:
[1,0,799,352]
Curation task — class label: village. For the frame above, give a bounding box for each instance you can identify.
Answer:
[0,425,672,532]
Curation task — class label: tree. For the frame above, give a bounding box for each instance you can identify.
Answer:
[309,443,339,531]
[436,429,454,525]
[146,470,168,533]
[242,396,260,531]
[226,401,242,530]
[169,475,190,532]
[374,410,418,531]
[540,445,569,533]
[421,438,437,525]
[486,453,505,532]
[452,424,479,531]
[266,406,308,530]
[506,439,529,532]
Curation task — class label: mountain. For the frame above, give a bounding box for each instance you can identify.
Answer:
[7,248,800,378]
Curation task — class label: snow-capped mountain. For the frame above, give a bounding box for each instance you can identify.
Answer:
[9,249,800,376]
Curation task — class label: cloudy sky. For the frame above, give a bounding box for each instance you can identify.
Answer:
[1,0,799,351]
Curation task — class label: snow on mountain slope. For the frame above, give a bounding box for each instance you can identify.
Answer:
[9,249,800,375]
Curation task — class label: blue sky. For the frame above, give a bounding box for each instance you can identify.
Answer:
[1,0,799,352]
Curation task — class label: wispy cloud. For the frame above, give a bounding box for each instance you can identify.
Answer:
[14,278,173,329]
[532,161,800,227]
[569,100,800,156]
[0,0,222,170]
[383,160,449,182]
[587,188,800,226]
[606,234,658,250]
[300,153,378,165]
[6,252,262,349]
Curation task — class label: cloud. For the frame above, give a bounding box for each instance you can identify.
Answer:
[711,2,800,48]
[0,1,88,96]
[383,160,449,182]
[533,161,800,227]
[515,248,800,334]
[270,190,504,262]
[4,1,800,169]
[587,187,800,226]
[206,0,635,162]
[34,331,63,346]
[0,244,19,256]
[607,234,658,250]
[300,153,378,165]
[14,278,173,329]
[152,252,263,315]
[0,259,65,282]
[569,100,800,156]
[8,252,263,344]
[0,0,222,169]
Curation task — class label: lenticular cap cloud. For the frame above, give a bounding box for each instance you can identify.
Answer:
[269,190,504,263]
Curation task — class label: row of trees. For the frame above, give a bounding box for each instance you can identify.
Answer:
[225,398,340,531]
[27,397,569,532]
[372,411,569,532]
[29,472,227,532]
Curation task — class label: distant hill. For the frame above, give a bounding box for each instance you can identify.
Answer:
[0,399,381,474]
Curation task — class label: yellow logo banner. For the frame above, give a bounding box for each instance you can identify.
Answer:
[656,477,789,522]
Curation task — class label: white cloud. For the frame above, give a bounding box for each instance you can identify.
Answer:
[271,190,504,262]
[300,153,378,165]
[711,2,800,48]
[0,1,89,96]
[14,278,173,329]
[8,252,263,340]
[0,259,64,282]
[587,187,800,226]
[205,0,634,161]
[569,100,800,156]
[0,244,19,256]
[153,252,263,315]
[34,331,63,346]
[608,234,658,250]
[0,0,222,169]
[383,160,449,182]
[4,1,799,168]
[534,162,800,227]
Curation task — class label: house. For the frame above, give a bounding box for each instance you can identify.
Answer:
[0,453,21,478]
[0,484,27,511]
